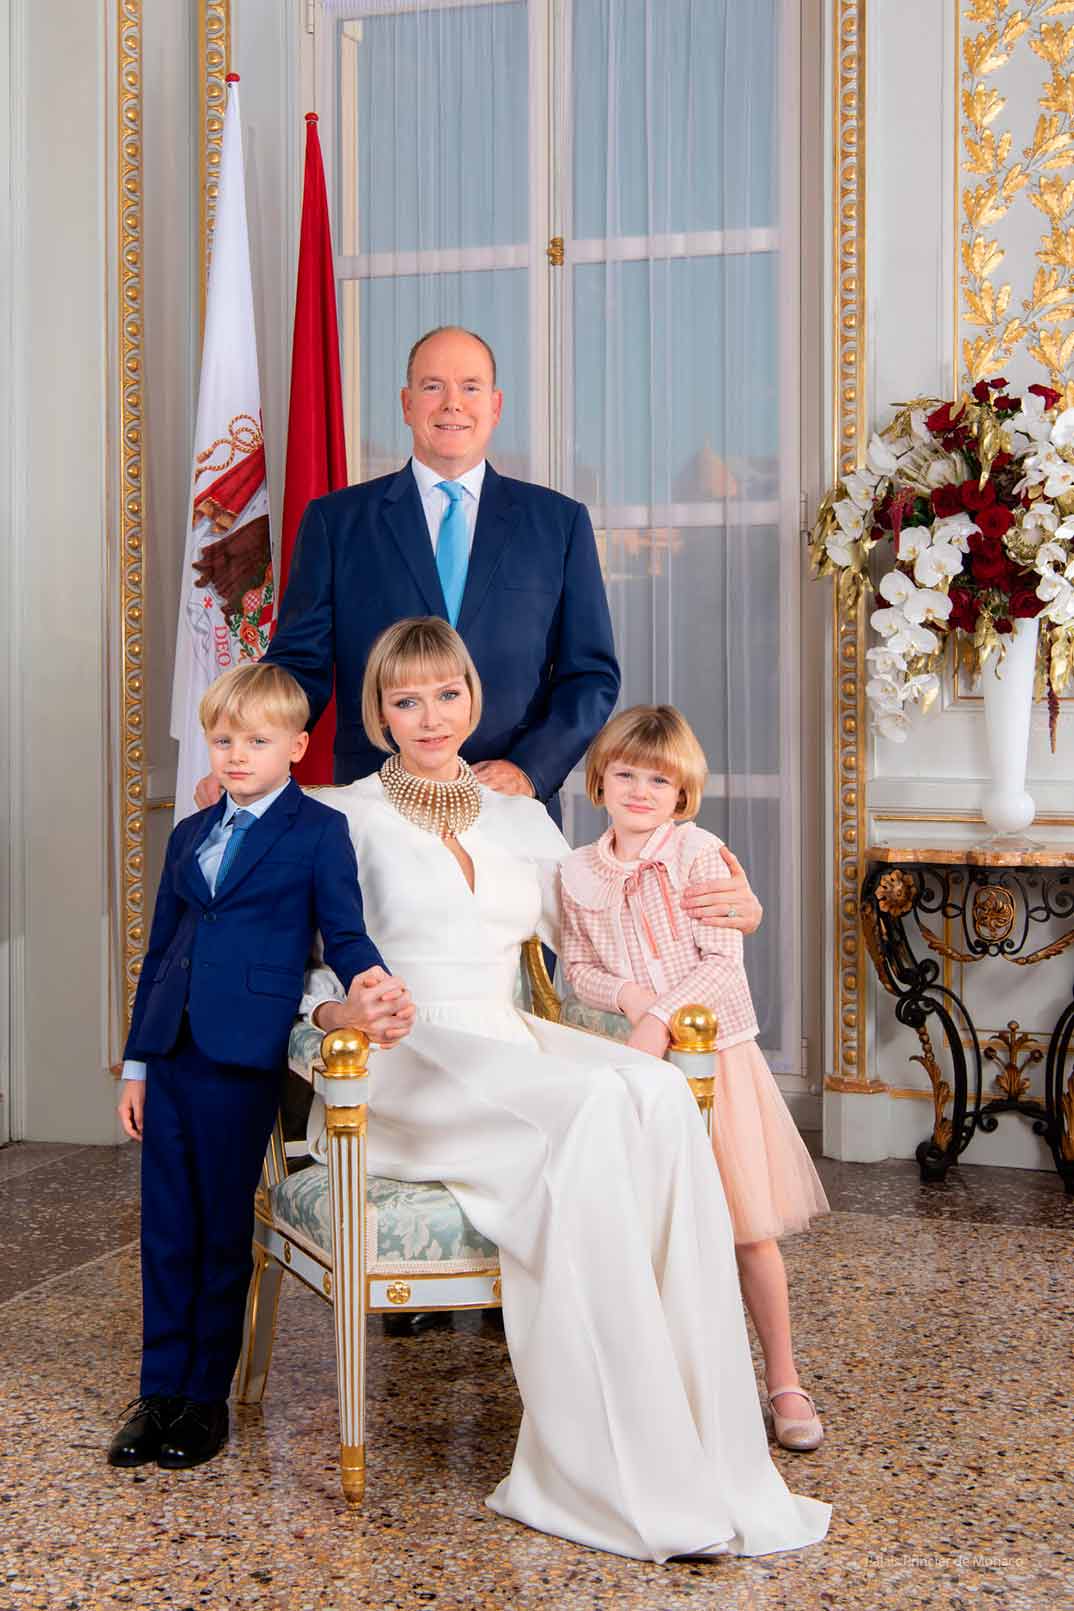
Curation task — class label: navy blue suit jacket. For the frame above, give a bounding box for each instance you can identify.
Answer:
[124,779,383,1071]
[264,462,620,809]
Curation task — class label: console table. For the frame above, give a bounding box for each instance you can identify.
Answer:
[861,845,1074,1193]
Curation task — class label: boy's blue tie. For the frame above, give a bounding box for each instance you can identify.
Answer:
[214,808,255,894]
[435,480,469,625]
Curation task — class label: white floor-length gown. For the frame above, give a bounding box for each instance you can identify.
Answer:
[305,775,830,1563]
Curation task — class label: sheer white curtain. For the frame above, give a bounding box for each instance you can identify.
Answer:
[320,0,801,1072]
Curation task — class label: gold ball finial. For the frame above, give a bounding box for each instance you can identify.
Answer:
[321,1027,370,1077]
[668,1004,719,1054]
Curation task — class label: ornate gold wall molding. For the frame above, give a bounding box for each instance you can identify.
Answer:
[829,0,878,1094]
[957,0,1074,400]
[198,0,231,326]
[118,0,146,1027]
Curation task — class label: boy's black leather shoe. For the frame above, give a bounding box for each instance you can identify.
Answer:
[157,1399,229,1469]
[107,1395,180,1467]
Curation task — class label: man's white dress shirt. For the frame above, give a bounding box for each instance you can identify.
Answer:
[411,456,485,556]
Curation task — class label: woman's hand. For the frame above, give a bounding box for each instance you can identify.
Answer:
[627,1014,670,1059]
[314,966,416,1045]
[117,1079,145,1141]
[618,982,658,1027]
[682,845,762,934]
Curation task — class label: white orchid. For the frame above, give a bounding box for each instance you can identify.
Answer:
[913,540,963,589]
[1011,392,1051,444]
[925,454,967,488]
[876,706,912,742]
[878,570,915,608]
[825,534,856,568]
[865,646,907,676]
[1035,541,1067,573]
[902,672,941,707]
[910,408,930,442]
[1050,408,1074,450]
[896,526,931,563]
[833,498,866,539]
[931,511,978,550]
[843,469,880,509]
[870,606,940,656]
[866,433,899,475]
[866,673,904,703]
[1037,571,1074,624]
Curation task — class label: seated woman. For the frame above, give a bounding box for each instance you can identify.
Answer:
[304,616,830,1564]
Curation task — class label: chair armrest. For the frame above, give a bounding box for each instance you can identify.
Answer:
[666,1006,718,1133]
[521,937,561,1022]
[288,1020,371,1110]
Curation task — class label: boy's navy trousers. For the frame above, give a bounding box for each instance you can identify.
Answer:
[139,1019,281,1402]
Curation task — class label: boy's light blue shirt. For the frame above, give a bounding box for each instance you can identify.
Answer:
[122,781,291,1082]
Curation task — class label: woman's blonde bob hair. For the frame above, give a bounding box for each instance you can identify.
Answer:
[199,661,310,734]
[585,705,708,820]
[362,616,483,751]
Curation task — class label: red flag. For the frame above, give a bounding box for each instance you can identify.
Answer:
[278,112,348,783]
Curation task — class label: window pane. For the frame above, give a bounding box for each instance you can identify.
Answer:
[572,255,779,508]
[350,270,530,479]
[338,2,529,256]
[572,0,778,240]
[596,526,781,775]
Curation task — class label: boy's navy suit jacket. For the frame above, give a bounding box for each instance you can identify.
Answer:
[124,779,382,1071]
[263,463,620,813]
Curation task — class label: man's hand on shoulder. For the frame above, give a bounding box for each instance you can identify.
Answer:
[471,760,535,797]
[681,845,763,934]
[194,773,223,810]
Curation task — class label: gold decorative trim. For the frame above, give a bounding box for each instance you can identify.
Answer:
[828,0,869,1096]
[956,0,1074,400]
[910,1023,953,1152]
[325,1105,368,1137]
[984,1020,1042,1102]
[386,1281,412,1306]
[492,1277,502,1300]
[198,0,231,329]
[118,0,147,1029]
[340,1442,365,1505]
[522,937,561,1022]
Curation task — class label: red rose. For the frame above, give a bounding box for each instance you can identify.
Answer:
[931,484,964,518]
[994,617,1013,634]
[968,533,1016,587]
[988,377,1009,389]
[948,587,981,633]
[972,381,991,403]
[975,503,1014,539]
[1028,383,1061,410]
[1009,587,1045,619]
[992,451,1012,469]
[961,478,996,511]
[925,402,964,435]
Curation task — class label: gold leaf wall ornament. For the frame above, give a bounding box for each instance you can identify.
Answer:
[959,0,1074,405]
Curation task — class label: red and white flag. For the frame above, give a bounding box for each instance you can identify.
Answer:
[278,110,348,785]
[172,74,274,821]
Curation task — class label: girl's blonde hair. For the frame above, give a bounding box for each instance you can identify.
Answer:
[585,705,707,820]
[362,616,483,751]
[199,662,310,734]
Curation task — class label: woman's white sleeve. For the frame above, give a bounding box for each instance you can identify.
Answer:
[300,929,346,1022]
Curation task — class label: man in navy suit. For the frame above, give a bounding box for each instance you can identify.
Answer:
[108,663,404,1472]
[194,325,764,920]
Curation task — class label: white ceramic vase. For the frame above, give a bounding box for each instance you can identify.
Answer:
[980,615,1039,839]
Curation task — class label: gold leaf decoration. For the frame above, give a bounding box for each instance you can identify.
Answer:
[960,1,1074,394]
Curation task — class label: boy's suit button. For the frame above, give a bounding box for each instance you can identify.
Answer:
[203,913,217,923]
[179,957,190,970]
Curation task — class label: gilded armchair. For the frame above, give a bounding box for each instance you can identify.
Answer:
[237,940,718,1502]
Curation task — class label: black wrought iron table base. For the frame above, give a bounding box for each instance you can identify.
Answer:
[861,849,1074,1194]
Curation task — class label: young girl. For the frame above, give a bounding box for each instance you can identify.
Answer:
[560,705,830,1452]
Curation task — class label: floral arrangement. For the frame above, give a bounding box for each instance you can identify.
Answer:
[809,379,1074,745]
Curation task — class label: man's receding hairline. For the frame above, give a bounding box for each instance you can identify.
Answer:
[406,326,498,386]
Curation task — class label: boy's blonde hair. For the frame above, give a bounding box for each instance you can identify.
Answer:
[199,662,310,734]
[362,617,483,751]
[585,705,707,820]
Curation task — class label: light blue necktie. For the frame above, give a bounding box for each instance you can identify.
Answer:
[214,808,255,895]
[435,480,469,626]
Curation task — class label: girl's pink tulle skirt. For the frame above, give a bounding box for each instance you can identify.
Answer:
[711,1039,830,1245]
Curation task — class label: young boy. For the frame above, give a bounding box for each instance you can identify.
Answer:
[109,662,388,1471]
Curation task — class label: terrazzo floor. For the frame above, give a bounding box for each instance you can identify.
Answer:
[1,1139,1071,1611]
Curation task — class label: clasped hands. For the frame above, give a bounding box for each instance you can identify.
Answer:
[313,965,416,1046]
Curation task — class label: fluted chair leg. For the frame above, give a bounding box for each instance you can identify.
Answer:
[322,1029,370,1505]
[236,1244,284,1404]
